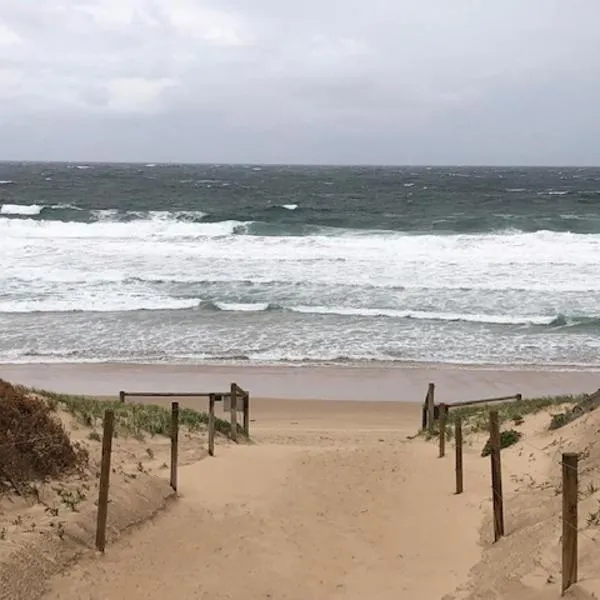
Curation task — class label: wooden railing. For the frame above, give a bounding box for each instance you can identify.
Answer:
[120,381,251,449]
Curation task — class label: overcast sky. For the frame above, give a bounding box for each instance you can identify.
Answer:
[0,1,599,165]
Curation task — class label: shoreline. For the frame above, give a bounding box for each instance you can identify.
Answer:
[2,361,599,402]
[3,358,600,372]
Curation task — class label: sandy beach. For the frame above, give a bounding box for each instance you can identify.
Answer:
[1,361,599,401]
[38,395,487,600]
[2,363,600,599]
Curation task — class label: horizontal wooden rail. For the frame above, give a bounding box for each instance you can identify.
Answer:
[120,391,226,399]
[447,394,521,410]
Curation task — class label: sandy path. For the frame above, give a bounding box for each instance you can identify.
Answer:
[42,432,486,600]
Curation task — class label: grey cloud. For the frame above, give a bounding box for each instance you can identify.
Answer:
[0,0,599,164]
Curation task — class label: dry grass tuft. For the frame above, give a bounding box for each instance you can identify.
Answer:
[0,379,88,494]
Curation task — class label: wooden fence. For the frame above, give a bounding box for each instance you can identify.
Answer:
[421,382,522,433]
[95,382,250,553]
[119,381,251,444]
[422,382,584,595]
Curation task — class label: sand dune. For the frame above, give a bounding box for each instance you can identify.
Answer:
[2,370,600,598]
[42,403,488,600]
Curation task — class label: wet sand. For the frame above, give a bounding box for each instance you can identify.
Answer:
[1,361,599,401]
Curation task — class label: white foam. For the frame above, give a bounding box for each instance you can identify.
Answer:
[289,305,552,325]
[148,210,207,221]
[281,204,298,210]
[51,203,84,211]
[0,296,199,313]
[0,180,14,185]
[0,215,233,239]
[1,204,43,216]
[215,302,270,312]
[2,214,600,322]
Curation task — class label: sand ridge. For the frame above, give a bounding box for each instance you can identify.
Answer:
[38,400,489,600]
[3,385,600,599]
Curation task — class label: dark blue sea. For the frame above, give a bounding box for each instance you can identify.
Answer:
[1,162,600,366]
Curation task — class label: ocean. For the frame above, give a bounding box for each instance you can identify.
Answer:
[1,162,600,367]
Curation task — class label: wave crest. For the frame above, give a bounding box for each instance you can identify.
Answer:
[1,204,44,216]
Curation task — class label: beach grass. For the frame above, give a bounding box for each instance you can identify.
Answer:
[27,387,237,439]
[421,394,586,455]
[445,394,584,434]
[423,394,586,443]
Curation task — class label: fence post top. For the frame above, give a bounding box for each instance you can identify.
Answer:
[562,452,579,459]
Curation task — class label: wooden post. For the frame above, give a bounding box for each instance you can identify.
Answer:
[439,403,447,457]
[427,383,435,434]
[421,403,427,430]
[119,391,125,403]
[562,452,579,594]
[489,410,505,541]
[243,393,250,438]
[230,383,238,443]
[170,402,179,492]
[208,394,215,457]
[455,418,463,494]
[95,409,114,553]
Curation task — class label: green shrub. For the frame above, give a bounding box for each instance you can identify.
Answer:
[549,412,572,430]
[481,429,522,457]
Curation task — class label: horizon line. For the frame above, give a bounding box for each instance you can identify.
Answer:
[1,160,599,169]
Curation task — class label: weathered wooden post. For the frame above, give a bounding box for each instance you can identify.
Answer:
[230,383,238,443]
[119,390,125,403]
[170,402,179,492]
[489,410,504,541]
[562,452,578,594]
[427,383,435,434]
[95,409,114,553]
[455,417,463,494]
[208,394,216,456]
[439,403,447,457]
[243,392,250,438]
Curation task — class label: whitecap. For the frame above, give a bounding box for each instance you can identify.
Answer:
[0,296,200,313]
[1,203,43,216]
[282,204,298,210]
[287,305,552,325]
[214,302,270,312]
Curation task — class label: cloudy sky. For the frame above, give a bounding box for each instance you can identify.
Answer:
[0,1,599,165]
